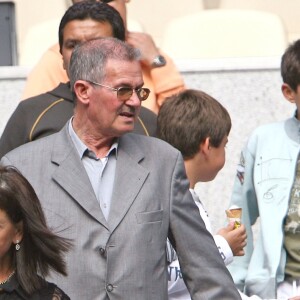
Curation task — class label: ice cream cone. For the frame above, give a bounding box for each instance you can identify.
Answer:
[225,206,242,229]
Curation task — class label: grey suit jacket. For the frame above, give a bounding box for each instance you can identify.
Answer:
[1,125,241,300]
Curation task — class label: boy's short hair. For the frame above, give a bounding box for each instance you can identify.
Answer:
[281,39,300,91]
[157,89,231,160]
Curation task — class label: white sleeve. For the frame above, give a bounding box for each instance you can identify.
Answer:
[192,191,234,266]
[213,234,234,266]
[238,290,262,300]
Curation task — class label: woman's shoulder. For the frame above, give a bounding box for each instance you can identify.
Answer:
[32,281,70,300]
[49,284,70,300]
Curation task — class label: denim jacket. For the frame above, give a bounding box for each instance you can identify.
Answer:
[228,113,300,299]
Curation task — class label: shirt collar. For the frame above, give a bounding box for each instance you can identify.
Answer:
[68,119,118,159]
[189,188,202,204]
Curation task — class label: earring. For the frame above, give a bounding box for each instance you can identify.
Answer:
[15,240,20,251]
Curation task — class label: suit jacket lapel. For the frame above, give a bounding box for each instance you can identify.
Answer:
[108,134,149,233]
[51,126,109,229]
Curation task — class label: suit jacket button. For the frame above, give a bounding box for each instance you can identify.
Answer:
[99,247,105,255]
[106,284,114,292]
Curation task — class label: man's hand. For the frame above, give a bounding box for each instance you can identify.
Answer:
[126,31,160,68]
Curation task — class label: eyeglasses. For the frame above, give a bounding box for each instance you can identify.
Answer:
[87,80,151,101]
[101,0,114,3]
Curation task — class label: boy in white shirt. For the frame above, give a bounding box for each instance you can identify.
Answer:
[157,89,257,300]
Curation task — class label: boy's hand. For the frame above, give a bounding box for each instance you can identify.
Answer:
[217,222,247,256]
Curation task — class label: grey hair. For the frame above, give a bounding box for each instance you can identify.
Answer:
[69,37,141,91]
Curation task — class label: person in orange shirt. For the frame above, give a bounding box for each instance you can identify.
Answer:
[21,0,185,114]
[0,1,157,158]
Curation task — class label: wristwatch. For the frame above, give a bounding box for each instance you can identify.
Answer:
[152,55,167,68]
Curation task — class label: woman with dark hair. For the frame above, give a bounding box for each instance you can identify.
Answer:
[0,165,71,299]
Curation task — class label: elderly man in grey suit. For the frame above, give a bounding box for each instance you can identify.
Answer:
[1,38,241,300]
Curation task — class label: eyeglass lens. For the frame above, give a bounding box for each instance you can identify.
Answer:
[117,87,150,101]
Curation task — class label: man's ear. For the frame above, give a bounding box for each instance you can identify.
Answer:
[62,57,66,71]
[73,80,91,105]
[282,83,296,104]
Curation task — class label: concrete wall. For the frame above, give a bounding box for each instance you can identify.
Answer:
[0,58,294,233]
[12,0,67,65]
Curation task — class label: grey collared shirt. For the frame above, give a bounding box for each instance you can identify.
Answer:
[68,120,117,220]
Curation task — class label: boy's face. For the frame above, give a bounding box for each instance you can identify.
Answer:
[282,83,300,120]
[203,135,228,182]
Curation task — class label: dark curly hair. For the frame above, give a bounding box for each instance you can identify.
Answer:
[59,1,126,53]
